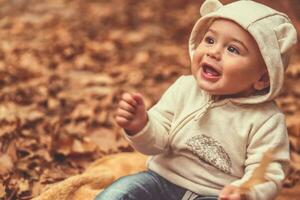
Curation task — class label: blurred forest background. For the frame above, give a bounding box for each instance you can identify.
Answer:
[0,0,300,199]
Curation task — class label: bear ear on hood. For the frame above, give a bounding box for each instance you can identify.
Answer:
[200,0,223,16]
[274,22,298,54]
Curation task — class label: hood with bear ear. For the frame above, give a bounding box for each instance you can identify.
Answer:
[189,0,297,104]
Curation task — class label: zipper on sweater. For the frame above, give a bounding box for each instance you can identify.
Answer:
[168,99,214,145]
[194,100,214,121]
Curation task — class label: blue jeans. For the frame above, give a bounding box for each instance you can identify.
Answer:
[94,170,218,200]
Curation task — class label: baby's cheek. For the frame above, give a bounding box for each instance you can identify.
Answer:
[193,53,204,68]
[192,51,199,62]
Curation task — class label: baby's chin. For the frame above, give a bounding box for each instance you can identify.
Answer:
[193,76,222,94]
[195,82,237,97]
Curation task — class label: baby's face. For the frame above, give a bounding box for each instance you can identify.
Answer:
[191,19,268,97]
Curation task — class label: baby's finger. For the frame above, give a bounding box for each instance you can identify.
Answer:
[132,93,145,107]
[121,93,138,107]
[115,116,131,127]
[219,187,234,200]
[118,100,136,114]
[116,108,135,119]
[220,188,232,197]
[228,193,241,200]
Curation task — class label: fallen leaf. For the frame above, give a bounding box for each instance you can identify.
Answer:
[0,182,5,198]
[18,179,30,194]
[72,138,97,154]
[0,153,13,175]
[239,149,277,194]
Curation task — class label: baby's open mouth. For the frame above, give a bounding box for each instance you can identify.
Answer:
[202,63,221,77]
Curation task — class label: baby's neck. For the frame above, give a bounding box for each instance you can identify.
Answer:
[211,87,257,101]
[212,92,254,101]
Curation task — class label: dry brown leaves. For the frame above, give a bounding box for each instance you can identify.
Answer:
[0,0,191,198]
[276,53,300,189]
[0,0,299,199]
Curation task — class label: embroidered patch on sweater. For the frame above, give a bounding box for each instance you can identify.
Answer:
[186,134,232,174]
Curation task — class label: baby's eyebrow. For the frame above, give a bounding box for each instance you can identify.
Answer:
[207,29,249,52]
[206,29,217,34]
[231,38,249,52]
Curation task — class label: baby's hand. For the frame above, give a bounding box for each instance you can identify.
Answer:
[219,185,246,200]
[115,92,148,135]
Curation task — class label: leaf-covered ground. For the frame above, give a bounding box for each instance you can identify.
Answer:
[0,0,299,199]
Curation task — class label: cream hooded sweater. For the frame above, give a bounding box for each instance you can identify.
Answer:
[126,76,289,199]
[125,1,297,200]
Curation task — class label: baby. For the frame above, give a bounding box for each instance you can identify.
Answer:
[95,0,297,200]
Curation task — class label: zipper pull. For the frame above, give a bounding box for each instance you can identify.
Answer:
[194,100,213,121]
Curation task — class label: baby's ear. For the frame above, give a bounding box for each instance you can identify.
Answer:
[254,72,270,91]
[200,0,223,16]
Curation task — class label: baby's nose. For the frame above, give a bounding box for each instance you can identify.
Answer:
[207,46,221,60]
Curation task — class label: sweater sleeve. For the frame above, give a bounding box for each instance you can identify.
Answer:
[230,113,290,200]
[123,76,185,155]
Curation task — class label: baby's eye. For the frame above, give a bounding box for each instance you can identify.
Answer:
[204,36,214,44]
[227,46,240,55]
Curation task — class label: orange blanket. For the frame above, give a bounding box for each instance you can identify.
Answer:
[33,152,147,200]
